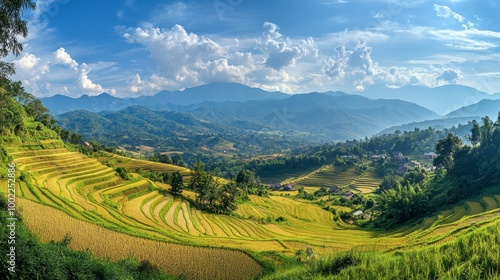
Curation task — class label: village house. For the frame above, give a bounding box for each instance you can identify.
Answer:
[343,191,354,200]
[329,185,342,193]
[352,210,363,217]
[268,183,282,191]
[282,184,295,191]
[83,141,93,149]
[424,152,437,159]
[392,151,403,160]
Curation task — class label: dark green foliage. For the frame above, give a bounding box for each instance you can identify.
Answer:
[235,169,268,197]
[188,162,242,213]
[115,167,131,180]
[434,133,462,171]
[169,170,184,195]
[312,251,359,276]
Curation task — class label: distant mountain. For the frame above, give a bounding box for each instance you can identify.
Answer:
[56,92,439,146]
[40,93,136,115]
[378,116,479,136]
[134,82,289,106]
[41,83,289,115]
[445,99,500,119]
[360,85,498,115]
[177,92,440,141]
[55,106,305,156]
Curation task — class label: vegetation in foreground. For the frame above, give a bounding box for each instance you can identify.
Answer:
[264,220,500,280]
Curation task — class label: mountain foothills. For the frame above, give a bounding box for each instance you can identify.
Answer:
[52,83,443,158]
[2,77,500,279]
[359,84,500,115]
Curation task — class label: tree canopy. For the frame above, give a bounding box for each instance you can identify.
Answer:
[0,0,36,78]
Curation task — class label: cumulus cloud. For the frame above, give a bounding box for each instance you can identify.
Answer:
[13,53,50,95]
[256,22,318,70]
[434,4,463,22]
[16,53,41,70]
[53,48,78,70]
[121,22,323,94]
[77,63,106,95]
[323,41,379,89]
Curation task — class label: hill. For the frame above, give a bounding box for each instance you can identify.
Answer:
[360,84,499,115]
[445,99,500,119]
[135,82,289,106]
[55,92,440,155]
[377,116,478,136]
[40,83,289,115]
[39,93,137,115]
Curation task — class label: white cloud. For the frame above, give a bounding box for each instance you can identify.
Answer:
[13,53,50,95]
[16,53,40,70]
[53,48,78,70]
[77,63,114,95]
[434,4,464,22]
[256,22,318,70]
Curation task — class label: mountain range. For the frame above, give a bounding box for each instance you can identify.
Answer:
[41,83,288,115]
[43,82,500,150]
[54,88,439,146]
[359,84,499,115]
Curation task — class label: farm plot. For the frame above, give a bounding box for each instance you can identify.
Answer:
[17,198,263,280]
[292,165,359,187]
[350,172,382,193]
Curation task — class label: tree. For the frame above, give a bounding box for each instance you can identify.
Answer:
[434,133,462,171]
[218,182,240,213]
[169,170,184,195]
[466,120,481,147]
[0,0,36,78]
[480,116,494,145]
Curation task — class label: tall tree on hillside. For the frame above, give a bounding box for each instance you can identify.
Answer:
[480,116,494,145]
[169,170,184,195]
[434,133,462,171]
[0,0,36,79]
[466,120,481,147]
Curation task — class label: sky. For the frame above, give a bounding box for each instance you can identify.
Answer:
[8,0,500,97]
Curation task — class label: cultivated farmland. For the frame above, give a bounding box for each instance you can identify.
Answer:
[3,141,500,279]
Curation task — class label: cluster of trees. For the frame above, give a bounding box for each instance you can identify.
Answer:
[374,113,500,227]
[188,162,241,213]
[185,163,269,213]
[239,127,462,180]
[148,153,186,167]
[434,114,500,203]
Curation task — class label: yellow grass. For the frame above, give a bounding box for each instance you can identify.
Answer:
[17,198,263,280]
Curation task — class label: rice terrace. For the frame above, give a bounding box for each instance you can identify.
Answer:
[2,135,500,279]
[1,0,500,279]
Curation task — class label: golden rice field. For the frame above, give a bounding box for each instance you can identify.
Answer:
[350,172,383,194]
[16,198,262,280]
[3,142,500,279]
[290,165,360,187]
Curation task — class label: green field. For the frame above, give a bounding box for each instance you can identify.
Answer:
[3,142,500,279]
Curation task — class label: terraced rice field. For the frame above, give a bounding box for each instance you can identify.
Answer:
[350,172,383,193]
[4,142,500,278]
[98,152,192,177]
[291,165,359,187]
[389,194,500,248]
[17,198,263,280]
[4,144,397,254]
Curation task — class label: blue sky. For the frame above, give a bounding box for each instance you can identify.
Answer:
[9,0,500,97]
